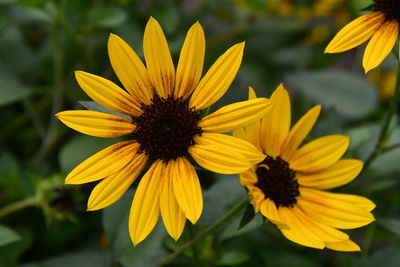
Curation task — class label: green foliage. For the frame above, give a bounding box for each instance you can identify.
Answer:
[1,0,400,266]
[0,225,20,247]
[0,66,30,106]
[287,70,378,120]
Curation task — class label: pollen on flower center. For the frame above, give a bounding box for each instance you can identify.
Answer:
[374,0,400,22]
[255,156,299,208]
[133,96,202,163]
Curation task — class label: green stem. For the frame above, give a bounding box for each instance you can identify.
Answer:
[363,66,400,170]
[30,3,64,166]
[0,196,38,219]
[362,222,376,257]
[188,225,201,266]
[23,99,46,140]
[156,198,248,267]
[382,142,400,154]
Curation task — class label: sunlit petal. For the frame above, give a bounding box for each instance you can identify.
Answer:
[189,42,245,110]
[143,17,175,98]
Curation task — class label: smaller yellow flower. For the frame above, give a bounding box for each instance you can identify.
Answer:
[235,84,375,251]
[368,68,397,99]
[325,0,400,73]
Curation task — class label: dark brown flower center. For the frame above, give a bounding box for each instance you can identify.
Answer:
[133,96,202,163]
[374,0,400,22]
[255,156,299,208]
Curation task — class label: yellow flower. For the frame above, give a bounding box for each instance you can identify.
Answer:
[235,85,375,251]
[368,68,397,99]
[56,17,272,245]
[325,0,400,73]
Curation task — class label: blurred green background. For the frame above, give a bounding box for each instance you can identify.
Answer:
[1,0,400,266]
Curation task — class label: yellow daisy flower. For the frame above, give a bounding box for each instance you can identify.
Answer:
[325,0,399,73]
[235,84,375,251]
[56,17,272,245]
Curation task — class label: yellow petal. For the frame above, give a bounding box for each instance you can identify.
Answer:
[325,12,385,53]
[87,152,148,211]
[172,157,203,224]
[232,127,247,140]
[56,110,135,138]
[297,159,363,189]
[108,33,153,105]
[174,22,205,100]
[189,142,252,174]
[260,84,291,158]
[363,21,399,73]
[260,199,287,228]
[325,239,361,252]
[197,133,265,164]
[129,160,163,245]
[239,168,258,186]
[247,186,265,212]
[281,105,321,161]
[160,161,187,240]
[246,122,262,151]
[248,86,257,99]
[289,135,349,173]
[143,17,175,98]
[305,189,376,212]
[294,207,349,243]
[66,141,139,184]
[246,87,262,150]
[198,98,272,133]
[189,42,245,110]
[75,71,142,117]
[277,206,325,249]
[297,188,375,229]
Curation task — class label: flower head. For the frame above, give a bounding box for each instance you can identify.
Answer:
[235,84,375,251]
[325,0,400,73]
[56,17,272,245]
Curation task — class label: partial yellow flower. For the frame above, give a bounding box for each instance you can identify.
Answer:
[235,85,375,251]
[368,68,397,99]
[56,17,272,245]
[325,1,400,73]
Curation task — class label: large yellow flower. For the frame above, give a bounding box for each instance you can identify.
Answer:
[325,0,400,73]
[56,17,272,245]
[235,85,375,251]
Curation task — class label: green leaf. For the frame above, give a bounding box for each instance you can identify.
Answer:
[118,223,168,267]
[0,152,32,201]
[0,225,20,247]
[352,247,400,267]
[286,70,378,119]
[79,101,130,119]
[360,179,398,193]
[0,228,32,266]
[102,189,168,266]
[0,65,30,106]
[216,250,249,266]
[102,189,134,255]
[238,203,255,230]
[153,2,179,34]
[16,0,51,7]
[0,28,36,75]
[360,3,376,11]
[261,251,319,267]
[379,218,400,236]
[86,6,127,29]
[58,135,119,172]
[201,177,247,225]
[20,251,111,267]
[221,214,262,241]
